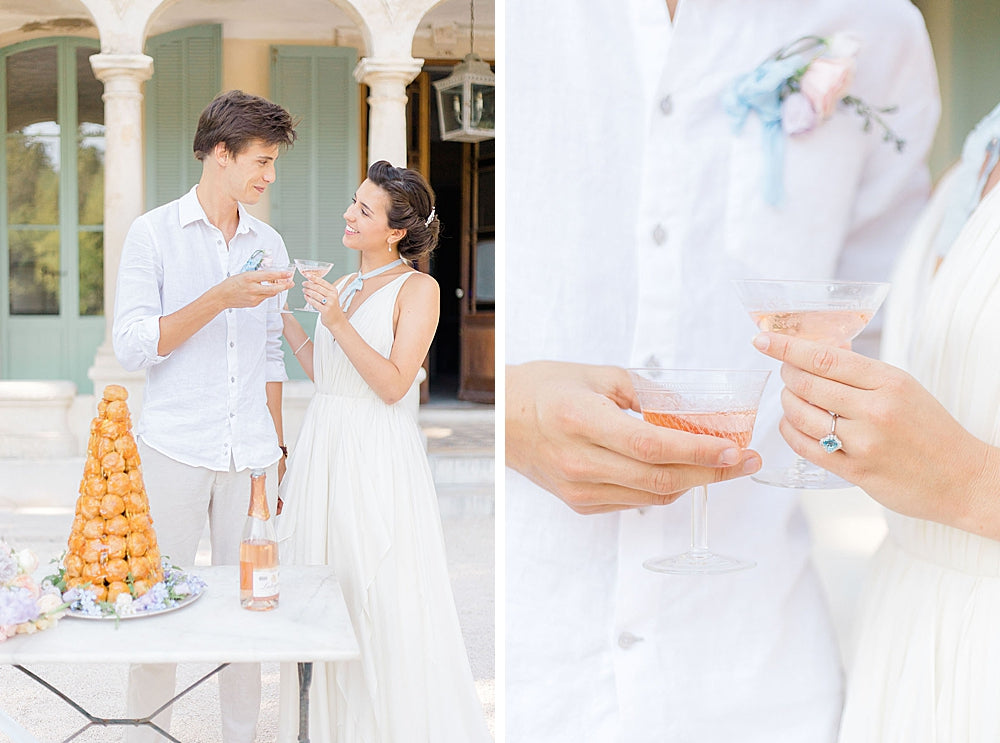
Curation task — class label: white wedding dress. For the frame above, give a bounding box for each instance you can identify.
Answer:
[274,272,491,742]
[837,178,1000,741]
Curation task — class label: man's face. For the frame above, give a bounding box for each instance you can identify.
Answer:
[223,139,280,205]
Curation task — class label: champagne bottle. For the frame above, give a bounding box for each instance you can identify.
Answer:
[239,469,279,610]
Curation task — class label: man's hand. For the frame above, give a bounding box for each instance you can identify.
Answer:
[219,268,294,309]
[506,361,763,514]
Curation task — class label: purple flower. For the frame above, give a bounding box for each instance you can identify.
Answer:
[0,586,38,625]
[781,92,818,135]
[134,582,168,611]
[63,586,102,616]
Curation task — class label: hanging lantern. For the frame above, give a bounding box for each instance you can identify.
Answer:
[433,1,495,142]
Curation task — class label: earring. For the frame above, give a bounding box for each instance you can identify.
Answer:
[388,239,393,253]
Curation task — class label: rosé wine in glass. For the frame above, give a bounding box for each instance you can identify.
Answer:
[641,410,757,449]
[628,368,770,575]
[733,278,889,489]
[749,309,874,345]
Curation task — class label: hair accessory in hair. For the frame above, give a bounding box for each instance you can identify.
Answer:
[425,206,437,227]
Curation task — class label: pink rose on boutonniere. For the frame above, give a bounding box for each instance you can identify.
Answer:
[800,56,856,119]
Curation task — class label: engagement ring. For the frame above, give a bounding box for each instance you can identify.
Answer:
[819,412,843,453]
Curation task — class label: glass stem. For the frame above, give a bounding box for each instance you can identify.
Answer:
[690,484,710,555]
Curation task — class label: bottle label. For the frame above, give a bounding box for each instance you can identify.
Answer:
[252,567,279,598]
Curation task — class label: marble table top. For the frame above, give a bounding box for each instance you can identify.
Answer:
[0,565,359,665]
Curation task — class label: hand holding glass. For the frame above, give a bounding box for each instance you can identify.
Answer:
[627,368,770,575]
[292,259,334,312]
[732,278,889,489]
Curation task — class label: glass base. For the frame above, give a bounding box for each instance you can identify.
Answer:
[293,306,319,312]
[643,549,755,575]
[752,463,852,490]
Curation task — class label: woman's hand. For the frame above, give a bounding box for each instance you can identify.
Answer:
[752,331,1000,538]
[506,361,763,514]
[302,277,347,331]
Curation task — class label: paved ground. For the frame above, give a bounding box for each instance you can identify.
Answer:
[0,403,495,742]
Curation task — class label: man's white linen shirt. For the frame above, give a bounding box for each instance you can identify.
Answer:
[505,1,940,742]
[113,185,289,472]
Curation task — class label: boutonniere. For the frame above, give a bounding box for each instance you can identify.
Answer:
[723,34,904,206]
[240,249,273,272]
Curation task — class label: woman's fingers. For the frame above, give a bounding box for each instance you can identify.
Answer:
[753,332,882,390]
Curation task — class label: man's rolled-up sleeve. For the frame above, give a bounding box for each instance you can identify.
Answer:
[112,218,171,372]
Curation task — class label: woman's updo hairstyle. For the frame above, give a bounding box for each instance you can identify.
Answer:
[367,160,439,262]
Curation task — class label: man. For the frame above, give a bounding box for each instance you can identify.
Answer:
[505,1,940,741]
[113,89,297,742]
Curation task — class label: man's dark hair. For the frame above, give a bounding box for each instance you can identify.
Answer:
[193,90,298,161]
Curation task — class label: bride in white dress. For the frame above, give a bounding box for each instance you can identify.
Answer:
[752,102,1000,742]
[275,161,491,742]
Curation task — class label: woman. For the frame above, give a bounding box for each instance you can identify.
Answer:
[275,161,491,742]
[752,103,1000,741]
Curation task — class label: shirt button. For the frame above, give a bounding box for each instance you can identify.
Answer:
[659,95,673,115]
[230,342,235,348]
[618,632,644,649]
[652,224,667,245]
[230,377,236,383]
[230,412,235,418]
[643,354,661,368]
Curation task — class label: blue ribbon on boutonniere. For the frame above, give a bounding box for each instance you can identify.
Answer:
[240,249,266,272]
[724,34,904,208]
[723,53,807,207]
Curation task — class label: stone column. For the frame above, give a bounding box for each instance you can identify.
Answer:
[353,57,424,167]
[86,53,153,412]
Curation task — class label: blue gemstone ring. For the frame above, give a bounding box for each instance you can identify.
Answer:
[819,412,843,453]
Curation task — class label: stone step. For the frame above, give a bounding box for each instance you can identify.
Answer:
[436,483,495,517]
[0,458,84,510]
[427,451,494,487]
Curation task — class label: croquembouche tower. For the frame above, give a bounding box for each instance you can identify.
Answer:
[64,384,163,602]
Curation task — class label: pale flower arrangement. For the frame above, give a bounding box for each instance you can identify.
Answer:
[724,33,904,205]
[51,556,206,623]
[0,541,68,642]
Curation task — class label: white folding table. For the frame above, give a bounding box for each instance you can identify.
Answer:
[0,565,359,742]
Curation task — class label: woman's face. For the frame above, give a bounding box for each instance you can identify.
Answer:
[342,179,401,252]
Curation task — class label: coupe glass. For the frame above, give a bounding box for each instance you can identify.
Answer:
[628,368,770,575]
[259,262,295,314]
[292,259,334,312]
[732,278,890,489]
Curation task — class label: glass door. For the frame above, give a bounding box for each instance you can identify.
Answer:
[2,39,105,391]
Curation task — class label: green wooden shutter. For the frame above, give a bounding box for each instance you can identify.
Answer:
[270,46,359,272]
[144,25,222,210]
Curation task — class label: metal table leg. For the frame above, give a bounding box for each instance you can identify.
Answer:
[297,661,313,742]
[13,663,229,742]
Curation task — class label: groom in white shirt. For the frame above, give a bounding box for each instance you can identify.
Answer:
[113,90,297,743]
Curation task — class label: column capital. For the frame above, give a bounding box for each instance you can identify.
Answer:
[353,56,424,86]
[89,53,155,83]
